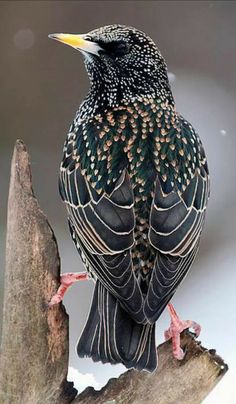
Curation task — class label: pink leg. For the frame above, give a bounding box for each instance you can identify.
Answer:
[48,272,89,307]
[164,303,201,360]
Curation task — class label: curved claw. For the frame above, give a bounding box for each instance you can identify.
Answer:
[48,291,64,307]
[190,321,201,337]
[173,346,185,361]
[48,271,89,308]
[165,303,201,361]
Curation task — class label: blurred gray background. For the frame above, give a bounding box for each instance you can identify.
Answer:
[0,1,236,402]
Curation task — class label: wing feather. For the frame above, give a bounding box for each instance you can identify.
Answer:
[145,118,210,322]
[61,164,146,323]
[149,168,209,257]
[145,241,199,322]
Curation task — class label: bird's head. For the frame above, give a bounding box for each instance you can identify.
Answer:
[49,25,173,111]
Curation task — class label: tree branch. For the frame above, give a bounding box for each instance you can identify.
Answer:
[0,141,228,404]
[76,331,227,404]
[0,140,77,403]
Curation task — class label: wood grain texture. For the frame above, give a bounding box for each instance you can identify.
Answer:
[0,140,77,404]
[75,331,227,404]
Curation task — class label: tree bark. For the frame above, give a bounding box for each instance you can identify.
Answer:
[0,140,228,404]
[0,140,77,403]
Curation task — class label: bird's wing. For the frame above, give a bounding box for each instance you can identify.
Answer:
[149,167,209,257]
[59,153,145,323]
[60,165,134,255]
[145,121,210,322]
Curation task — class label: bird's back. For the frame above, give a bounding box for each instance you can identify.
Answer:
[61,96,208,297]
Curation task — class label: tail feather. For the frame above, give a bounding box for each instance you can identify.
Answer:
[77,281,157,372]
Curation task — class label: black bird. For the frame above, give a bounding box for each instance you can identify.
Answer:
[49,25,209,372]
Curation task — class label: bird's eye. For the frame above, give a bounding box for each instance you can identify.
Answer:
[99,40,130,58]
[114,42,130,57]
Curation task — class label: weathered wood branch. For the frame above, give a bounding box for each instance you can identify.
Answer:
[76,331,227,404]
[0,141,228,404]
[0,140,77,403]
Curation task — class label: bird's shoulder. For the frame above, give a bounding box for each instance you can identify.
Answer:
[60,98,209,198]
[59,97,163,194]
[149,112,210,258]
[60,102,140,195]
[155,111,209,195]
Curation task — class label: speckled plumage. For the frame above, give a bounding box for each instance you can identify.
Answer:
[56,25,209,372]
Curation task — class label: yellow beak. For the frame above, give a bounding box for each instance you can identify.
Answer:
[48,33,101,55]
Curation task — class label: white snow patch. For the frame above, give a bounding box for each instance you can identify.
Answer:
[68,366,101,393]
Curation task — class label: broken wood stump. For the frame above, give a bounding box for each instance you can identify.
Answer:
[0,141,228,404]
[0,140,77,403]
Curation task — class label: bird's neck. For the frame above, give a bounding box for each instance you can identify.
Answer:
[78,67,175,119]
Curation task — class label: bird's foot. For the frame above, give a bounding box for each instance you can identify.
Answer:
[48,272,89,307]
[164,303,201,360]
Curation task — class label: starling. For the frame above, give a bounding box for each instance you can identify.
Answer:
[49,25,209,372]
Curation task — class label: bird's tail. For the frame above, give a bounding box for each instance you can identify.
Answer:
[77,281,157,372]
